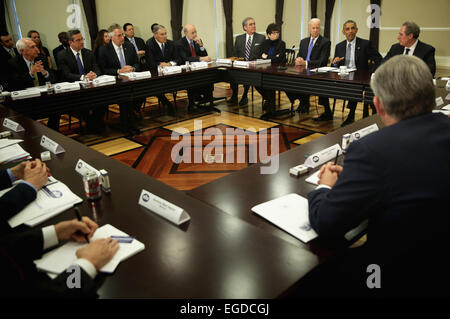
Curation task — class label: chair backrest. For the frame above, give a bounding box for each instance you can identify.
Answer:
[285,49,296,65]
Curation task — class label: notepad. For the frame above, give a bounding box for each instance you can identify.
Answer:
[252,193,318,243]
[34,224,145,274]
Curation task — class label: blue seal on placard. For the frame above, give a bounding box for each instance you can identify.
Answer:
[313,156,319,163]
[354,133,361,140]
[42,137,45,143]
[300,223,312,231]
[77,162,83,169]
[143,194,150,202]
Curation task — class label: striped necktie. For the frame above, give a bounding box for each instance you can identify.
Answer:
[244,35,252,61]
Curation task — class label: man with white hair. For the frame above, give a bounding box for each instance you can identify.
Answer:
[98,24,141,135]
[303,55,450,298]
[7,37,54,91]
[285,18,331,121]
[175,24,213,112]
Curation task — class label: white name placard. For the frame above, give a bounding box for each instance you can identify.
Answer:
[304,144,342,169]
[54,82,80,94]
[40,135,65,154]
[163,66,182,75]
[190,62,209,70]
[436,97,444,107]
[254,59,271,65]
[3,118,24,132]
[93,75,116,86]
[350,124,379,142]
[216,59,232,66]
[75,159,101,179]
[119,71,152,80]
[233,61,250,68]
[11,89,41,100]
[138,189,190,226]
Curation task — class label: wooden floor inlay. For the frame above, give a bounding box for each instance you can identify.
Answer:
[293,133,325,145]
[90,138,143,156]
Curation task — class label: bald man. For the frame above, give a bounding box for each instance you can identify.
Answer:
[285,18,331,121]
[175,24,213,111]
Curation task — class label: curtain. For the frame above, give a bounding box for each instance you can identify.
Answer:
[223,0,233,57]
[324,0,335,39]
[0,0,7,34]
[310,0,318,19]
[369,0,381,51]
[82,0,98,49]
[170,0,184,41]
[275,0,284,38]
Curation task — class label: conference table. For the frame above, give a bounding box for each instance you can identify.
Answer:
[1,65,448,299]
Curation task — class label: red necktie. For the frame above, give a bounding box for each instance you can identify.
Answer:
[190,41,196,57]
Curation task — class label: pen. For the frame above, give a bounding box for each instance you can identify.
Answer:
[334,150,340,165]
[74,207,90,243]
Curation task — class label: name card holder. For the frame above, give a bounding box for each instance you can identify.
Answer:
[138,189,190,226]
[350,124,379,142]
[3,118,24,132]
[93,75,116,87]
[40,135,65,154]
[163,66,182,75]
[54,82,80,94]
[216,59,232,66]
[75,159,101,179]
[436,97,444,107]
[190,62,209,70]
[233,61,250,68]
[304,144,342,169]
[446,80,450,90]
[253,59,271,65]
[119,71,152,80]
[11,89,41,100]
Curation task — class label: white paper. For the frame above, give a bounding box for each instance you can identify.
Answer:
[34,224,145,274]
[0,143,29,163]
[40,135,65,154]
[433,109,450,115]
[138,189,190,225]
[442,104,450,110]
[6,181,82,228]
[350,123,379,142]
[252,193,318,243]
[3,118,24,132]
[304,144,342,169]
[436,97,444,107]
[0,139,22,149]
[305,170,321,186]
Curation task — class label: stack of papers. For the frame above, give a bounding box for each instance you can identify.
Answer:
[0,138,23,149]
[0,143,30,164]
[3,177,83,227]
[252,193,318,243]
[34,224,145,274]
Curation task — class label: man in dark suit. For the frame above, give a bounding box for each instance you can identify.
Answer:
[52,31,69,67]
[146,24,178,115]
[123,23,147,67]
[0,216,119,298]
[0,32,19,90]
[332,20,382,126]
[57,29,106,134]
[98,24,141,135]
[286,18,331,121]
[305,56,450,298]
[0,159,49,233]
[228,17,266,106]
[175,24,213,111]
[382,21,436,77]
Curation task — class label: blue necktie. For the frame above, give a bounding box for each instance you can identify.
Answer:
[118,46,126,68]
[130,38,138,53]
[76,53,85,76]
[161,43,165,56]
[306,38,315,61]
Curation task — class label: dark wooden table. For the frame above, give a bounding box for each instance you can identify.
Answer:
[1,114,319,298]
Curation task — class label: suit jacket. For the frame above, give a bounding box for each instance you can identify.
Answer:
[175,37,208,63]
[382,40,436,76]
[333,37,382,72]
[233,32,266,61]
[297,35,330,68]
[57,48,101,82]
[0,170,37,233]
[0,227,98,298]
[308,113,450,293]
[7,54,55,91]
[145,37,179,69]
[260,39,286,64]
[0,47,19,89]
[97,41,140,76]
[124,36,146,52]
[52,44,69,67]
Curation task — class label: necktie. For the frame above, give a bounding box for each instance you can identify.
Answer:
[306,38,315,61]
[130,38,138,53]
[76,52,85,76]
[10,49,15,58]
[118,46,126,68]
[189,40,196,57]
[29,62,40,87]
[345,43,352,67]
[405,48,410,56]
[161,43,165,57]
[245,35,252,61]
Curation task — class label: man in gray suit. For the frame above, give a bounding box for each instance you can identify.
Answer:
[228,17,265,106]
